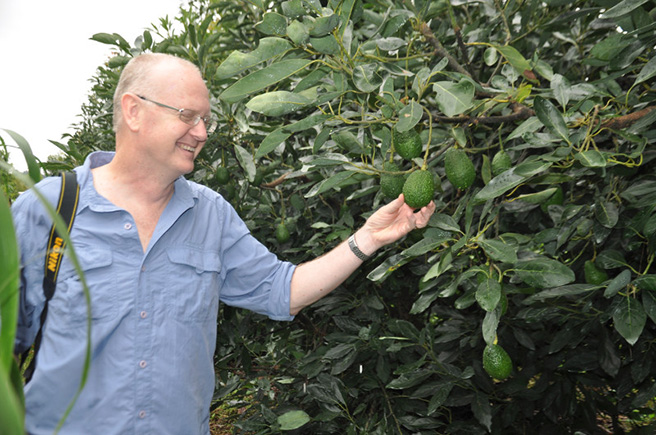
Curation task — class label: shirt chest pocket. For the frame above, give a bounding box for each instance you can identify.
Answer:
[166,247,221,322]
[50,246,116,326]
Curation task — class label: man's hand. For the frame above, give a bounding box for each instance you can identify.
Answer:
[354,194,436,256]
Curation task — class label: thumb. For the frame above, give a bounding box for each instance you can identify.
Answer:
[375,194,405,217]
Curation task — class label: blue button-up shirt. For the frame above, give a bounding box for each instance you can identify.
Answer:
[12,151,295,434]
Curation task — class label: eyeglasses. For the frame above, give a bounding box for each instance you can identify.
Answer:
[137,95,217,134]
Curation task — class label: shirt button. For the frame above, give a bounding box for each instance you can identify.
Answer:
[124,223,132,230]
[139,360,147,369]
[141,266,147,272]
[138,410,146,419]
[140,311,147,319]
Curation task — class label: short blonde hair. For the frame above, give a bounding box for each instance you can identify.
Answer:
[112,53,201,133]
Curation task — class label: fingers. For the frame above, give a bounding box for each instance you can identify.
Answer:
[414,201,436,228]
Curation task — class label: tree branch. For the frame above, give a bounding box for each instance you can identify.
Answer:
[432,103,534,125]
[600,106,656,130]
[419,22,471,78]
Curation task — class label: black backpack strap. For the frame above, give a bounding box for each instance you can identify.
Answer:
[22,172,79,383]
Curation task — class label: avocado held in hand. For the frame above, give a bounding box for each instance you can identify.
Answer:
[403,169,434,209]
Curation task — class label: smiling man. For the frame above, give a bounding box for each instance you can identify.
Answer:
[12,53,435,434]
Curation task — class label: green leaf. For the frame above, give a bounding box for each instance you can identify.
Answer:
[410,290,440,315]
[476,279,502,312]
[514,187,558,204]
[353,63,383,92]
[310,13,340,36]
[433,80,475,117]
[428,383,453,415]
[310,35,341,55]
[575,150,607,167]
[599,333,621,377]
[534,96,570,144]
[388,319,421,341]
[256,128,291,158]
[430,214,460,233]
[482,310,499,345]
[0,366,24,435]
[287,20,310,45]
[600,0,650,18]
[613,296,646,346]
[107,55,131,69]
[90,32,128,49]
[221,59,312,103]
[634,275,656,291]
[332,130,365,154]
[376,37,407,51]
[281,0,306,18]
[513,159,552,177]
[0,191,19,374]
[254,12,288,35]
[604,269,631,298]
[334,0,357,38]
[305,171,359,198]
[514,258,576,288]
[507,117,541,140]
[492,44,533,76]
[590,33,630,62]
[595,201,619,229]
[277,410,311,431]
[387,369,433,390]
[283,114,332,133]
[472,392,492,432]
[367,253,413,282]
[478,239,518,264]
[331,348,357,375]
[551,74,570,109]
[524,284,596,303]
[597,250,629,269]
[396,101,424,133]
[2,129,41,183]
[246,91,312,117]
[422,249,454,282]
[234,144,256,182]
[635,55,656,85]
[642,290,656,324]
[215,37,292,80]
[473,169,526,203]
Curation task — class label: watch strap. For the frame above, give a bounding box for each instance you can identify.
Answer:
[348,234,370,261]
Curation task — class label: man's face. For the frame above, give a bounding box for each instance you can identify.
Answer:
[138,64,211,178]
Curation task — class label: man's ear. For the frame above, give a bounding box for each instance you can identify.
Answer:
[121,93,142,132]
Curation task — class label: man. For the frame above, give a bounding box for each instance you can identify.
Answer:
[12,53,435,434]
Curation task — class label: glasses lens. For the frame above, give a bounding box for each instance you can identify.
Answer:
[178,109,198,126]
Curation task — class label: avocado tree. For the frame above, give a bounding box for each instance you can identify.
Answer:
[58,0,656,433]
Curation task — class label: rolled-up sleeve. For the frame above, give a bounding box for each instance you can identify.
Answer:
[217,203,295,321]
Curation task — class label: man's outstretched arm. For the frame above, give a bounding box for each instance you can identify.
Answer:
[289,194,436,315]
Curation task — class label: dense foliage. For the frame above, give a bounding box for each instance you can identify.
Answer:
[17,0,656,433]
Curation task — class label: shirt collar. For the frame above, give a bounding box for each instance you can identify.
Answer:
[75,151,198,213]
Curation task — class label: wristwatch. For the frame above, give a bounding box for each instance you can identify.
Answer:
[348,234,370,261]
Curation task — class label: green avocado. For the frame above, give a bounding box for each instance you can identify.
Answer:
[584,260,608,285]
[275,222,290,243]
[445,148,475,190]
[380,162,406,199]
[483,344,512,381]
[214,166,230,185]
[402,169,435,209]
[393,129,423,161]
